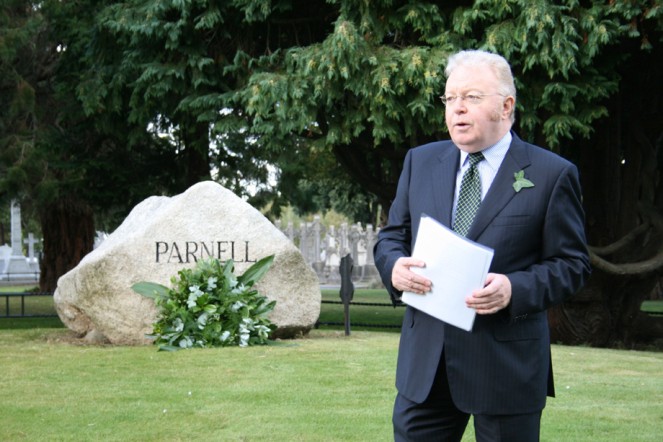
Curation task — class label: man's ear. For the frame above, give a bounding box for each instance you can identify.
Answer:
[502,96,516,120]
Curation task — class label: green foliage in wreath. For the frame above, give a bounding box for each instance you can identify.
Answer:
[132,256,276,351]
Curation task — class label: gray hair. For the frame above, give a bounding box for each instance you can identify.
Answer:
[445,50,517,121]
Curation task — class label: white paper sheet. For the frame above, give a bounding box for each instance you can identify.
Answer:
[401,214,494,331]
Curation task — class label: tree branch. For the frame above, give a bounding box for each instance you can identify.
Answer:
[589,222,651,256]
[589,248,663,276]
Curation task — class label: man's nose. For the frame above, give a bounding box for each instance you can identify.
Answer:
[452,102,468,113]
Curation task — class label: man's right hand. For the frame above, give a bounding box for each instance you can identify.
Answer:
[392,257,432,294]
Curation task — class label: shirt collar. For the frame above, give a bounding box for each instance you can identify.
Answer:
[459,131,512,170]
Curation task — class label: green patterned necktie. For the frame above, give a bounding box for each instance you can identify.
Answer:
[453,152,485,237]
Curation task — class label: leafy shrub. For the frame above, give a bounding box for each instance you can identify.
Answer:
[132,256,276,351]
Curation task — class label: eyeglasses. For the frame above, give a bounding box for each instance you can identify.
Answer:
[439,93,506,106]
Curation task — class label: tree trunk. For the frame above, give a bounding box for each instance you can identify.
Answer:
[549,42,663,348]
[39,197,95,292]
[183,121,212,188]
[549,269,661,347]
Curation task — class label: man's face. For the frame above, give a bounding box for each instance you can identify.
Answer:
[444,65,514,153]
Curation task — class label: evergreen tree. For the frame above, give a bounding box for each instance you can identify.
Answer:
[1,0,661,346]
[0,0,182,290]
[240,0,663,346]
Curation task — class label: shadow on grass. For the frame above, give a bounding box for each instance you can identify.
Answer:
[0,317,64,330]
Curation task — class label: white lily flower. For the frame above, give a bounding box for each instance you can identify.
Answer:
[256,325,270,338]
[197,312,208,330]
[189,285,203,296]
[187,285,204,308]
[230,284,246,295]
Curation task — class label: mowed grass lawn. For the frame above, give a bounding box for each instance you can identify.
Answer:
[1,287,662,441]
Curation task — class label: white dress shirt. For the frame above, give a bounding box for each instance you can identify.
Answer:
[452,131,512,223]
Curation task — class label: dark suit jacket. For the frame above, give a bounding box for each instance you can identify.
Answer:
[374,132,591,415]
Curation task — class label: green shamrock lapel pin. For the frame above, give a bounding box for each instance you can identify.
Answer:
[513,170,534,193]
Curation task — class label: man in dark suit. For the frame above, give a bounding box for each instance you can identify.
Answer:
[374,50,591,441]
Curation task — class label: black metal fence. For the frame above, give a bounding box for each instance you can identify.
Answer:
[0,291,57,318]
[314,254,405,333]
[0,272,40,283]
[315,299,404,331]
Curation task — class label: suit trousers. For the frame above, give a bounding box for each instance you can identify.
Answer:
[393,352,542,442]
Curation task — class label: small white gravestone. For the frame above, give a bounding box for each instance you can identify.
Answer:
[0,201,37,281]
[0,244,11,274]
[54,181,321,345]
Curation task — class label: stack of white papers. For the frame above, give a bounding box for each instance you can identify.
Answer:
[402,214,494,332]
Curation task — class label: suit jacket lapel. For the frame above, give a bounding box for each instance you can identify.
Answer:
[432,146,460,227]
[467,135,532,240]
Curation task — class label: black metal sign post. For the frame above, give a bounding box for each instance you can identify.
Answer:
[339,254,354,336]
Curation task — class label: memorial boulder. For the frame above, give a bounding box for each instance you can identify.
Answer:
[54,181,321,345]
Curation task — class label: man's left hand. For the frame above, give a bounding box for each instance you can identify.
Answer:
[466,273,511,315]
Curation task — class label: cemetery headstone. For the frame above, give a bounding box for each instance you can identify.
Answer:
[0,201,38,282]
[274,217,380,286]
[11,201,22,255]
[0,244,11,274]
